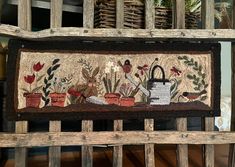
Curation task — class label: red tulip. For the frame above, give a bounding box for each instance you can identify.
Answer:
[33,62,44,72]
[24,74,35,84]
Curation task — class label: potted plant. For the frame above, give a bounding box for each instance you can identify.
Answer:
[103,61,121,105]
[119,83,140,107]
[42,59,61,107]
[22,62,44,108]
[49,75,72,107]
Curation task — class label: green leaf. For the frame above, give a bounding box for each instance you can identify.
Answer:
[183,56,188,59]
[202,80,205,85]
[187,74,194,79]
[36,75,45,82]
[204,84,209,88]
[201,73,206,79]
[178,56,183,60]
[52,64,60,71]
[193,75,196,79]
[42,87,46,93]
[197,83,202,89]
[113,79,120,93]
[200,96,207,101]
[45,90,50,96]
[53,59,60,65]
[47,67,52,75]
[193,81,198,85]
[45,99,50,106]
[46,83,52,89]
[102,77,109,93]
[108,79,112,93]
[193,67,199,70]
[42,96,47,102]
[188,63,194,66]
[44,78,48,84]
[194,87,200,91]
[184,60,189,64]
[31,86,43,93]
[198,65,202,71]
[48,73,54,81]
[194,61,198,67]
[190,58,194,62]
[21,88,29,92]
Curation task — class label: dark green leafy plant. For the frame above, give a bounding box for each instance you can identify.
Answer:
[42,59,60,106]
[178,56,208,101]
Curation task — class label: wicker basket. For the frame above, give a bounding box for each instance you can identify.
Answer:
[94,0,200,29]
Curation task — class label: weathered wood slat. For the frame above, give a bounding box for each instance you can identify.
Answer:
[176,118,188,167]
[18,0,31,30]
[113,1,124,165]
[144,1,155,166]
[201,1,215,29]
[174,0,185,29]
[83,0,94,28]
[50,0,63,28]
[145,0,155,29]
[1,25,235,40]
[82,120,93,167]
[205,118,215,167]
[202,0,215,166]
[49,2,62,166]
[116,0,124,28]
[144,119,155,167]
[1,131,235,147]
[15,0,31,166]
[82,1,94,166]
[49,121,61,167]
[113,120,123,167]
[15,121,28,167]
[174,1,188,166]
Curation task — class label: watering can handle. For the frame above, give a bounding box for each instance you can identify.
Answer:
[151,65,166,84]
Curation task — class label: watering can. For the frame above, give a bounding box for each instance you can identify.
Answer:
[126,65,177,105]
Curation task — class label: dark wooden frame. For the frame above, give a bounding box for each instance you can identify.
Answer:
[6,39,221,120]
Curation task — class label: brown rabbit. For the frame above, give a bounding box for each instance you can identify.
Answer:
[69,67,99,103]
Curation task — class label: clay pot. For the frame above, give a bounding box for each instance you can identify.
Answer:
[49,93,67,107]
[24,93,42,108]
[119,97,135,107]
[104,93,120,105]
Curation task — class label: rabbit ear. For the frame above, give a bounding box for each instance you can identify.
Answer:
[82,68,90,80]
[92,67,99,77]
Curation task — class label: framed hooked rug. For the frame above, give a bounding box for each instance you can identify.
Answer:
[6,39,221,120]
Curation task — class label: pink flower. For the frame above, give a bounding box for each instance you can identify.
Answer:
[33,62,44,72]
[24,74,35,84]
[137,64,148,75]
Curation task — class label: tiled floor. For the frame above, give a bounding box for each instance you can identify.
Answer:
[0,145,230,167]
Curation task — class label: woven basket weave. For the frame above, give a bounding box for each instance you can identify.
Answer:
[95,0,200,29]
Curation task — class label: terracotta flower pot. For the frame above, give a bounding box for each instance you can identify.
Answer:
[24,93,42,108]
[49,93,67,107]
[119,97,135,107]
[104,93,120,105]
